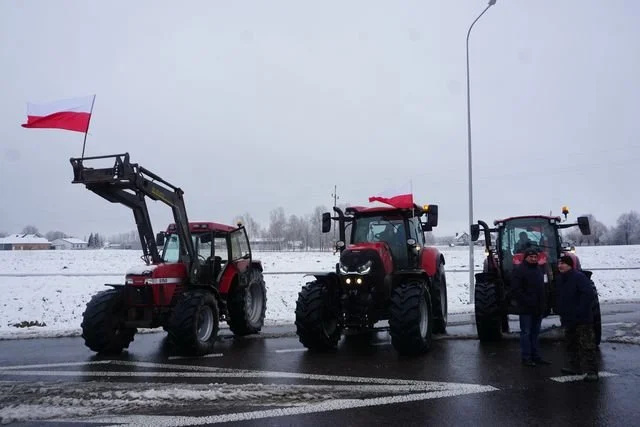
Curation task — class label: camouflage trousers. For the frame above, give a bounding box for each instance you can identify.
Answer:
[565,324,598,374]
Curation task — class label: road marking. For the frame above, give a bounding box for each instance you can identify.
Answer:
[602,322,634,327]
[86,385,498,426]
[550,371,618,383]
[274,348,306,353]
[0,359,499,426]
[371,342,391,346]
[168,353,223,360]
[0,360,111,370]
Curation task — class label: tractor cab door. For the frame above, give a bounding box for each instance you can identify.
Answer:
[229,228,251,274]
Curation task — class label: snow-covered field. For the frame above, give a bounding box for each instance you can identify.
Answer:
[1,245,639,339]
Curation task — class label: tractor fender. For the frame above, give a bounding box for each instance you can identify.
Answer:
[305,272,341,288]
[218,263,239,294]
[419,247,442,278]
[391,269,430,288]
[251,260,264,272]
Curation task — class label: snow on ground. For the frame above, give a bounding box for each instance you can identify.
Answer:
[0,245,639,339]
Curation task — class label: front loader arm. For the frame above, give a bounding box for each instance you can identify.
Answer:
[70,153,198,282]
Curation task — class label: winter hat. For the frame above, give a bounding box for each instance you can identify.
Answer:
[523,248,538,258]
[559,255,574,268]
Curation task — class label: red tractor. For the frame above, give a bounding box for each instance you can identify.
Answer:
[470,208,601,344]
[71,153,267,355]
[295,203,447,355]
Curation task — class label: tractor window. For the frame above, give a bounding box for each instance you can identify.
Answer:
[230,229,250,260]
[501,218,559,263]
[213,237,229,262]
[196,233,212,260]
[408,218,423,245]
[162,234,180,263]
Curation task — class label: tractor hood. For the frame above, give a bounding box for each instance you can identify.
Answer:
[340,242,394,275]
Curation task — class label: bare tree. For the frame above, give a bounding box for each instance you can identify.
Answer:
[610,211,640,245]
[268,207,286,240]
[565,214,608,246]
[0,231,8,238]
[21,225,39,235]
[45,231,67,241]
[233,212,263,238]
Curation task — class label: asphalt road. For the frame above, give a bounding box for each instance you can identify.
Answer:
[1,302,639,426]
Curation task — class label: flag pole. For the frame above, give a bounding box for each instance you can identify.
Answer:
[81,95,96,159]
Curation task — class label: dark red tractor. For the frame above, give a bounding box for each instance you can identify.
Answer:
[71,153,267,355]
[470,207,601,344]
[295,203,447,355]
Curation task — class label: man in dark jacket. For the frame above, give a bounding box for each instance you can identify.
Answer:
[512,248,550,367]
[556,255,598,382]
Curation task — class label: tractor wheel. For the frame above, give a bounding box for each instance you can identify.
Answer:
[475,281,502,342]
[389,281,433,355]
[432,266,448,334]
[592,284,602,346]
[168,290,220,356]
[295,281,342,350]
[81,288,136,354]
[228,269,267,336]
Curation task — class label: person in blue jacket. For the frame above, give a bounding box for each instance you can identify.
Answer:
[556,255,598,382]
[512,248,550,367]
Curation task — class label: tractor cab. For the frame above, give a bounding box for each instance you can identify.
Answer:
[470,208,600,343]
[496,216,561,275]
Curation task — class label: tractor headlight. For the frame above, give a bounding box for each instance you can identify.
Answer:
[339,262,349,274]
[356,260,372,274]
[339,260,372,275]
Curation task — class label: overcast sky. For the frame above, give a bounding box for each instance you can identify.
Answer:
[1,0,639,238]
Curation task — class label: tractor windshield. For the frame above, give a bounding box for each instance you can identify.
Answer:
[352,215,407,264]
[161,233,213,263]
[499,218,559,263]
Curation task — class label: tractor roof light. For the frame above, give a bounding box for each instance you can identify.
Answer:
[423,204,430,212]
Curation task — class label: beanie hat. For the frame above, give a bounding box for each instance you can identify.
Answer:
[523,248,538,258]
[559,255,574,268]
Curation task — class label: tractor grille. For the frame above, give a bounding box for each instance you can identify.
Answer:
[124,285,154,306]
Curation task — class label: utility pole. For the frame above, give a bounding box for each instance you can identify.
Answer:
[331,185,340,248]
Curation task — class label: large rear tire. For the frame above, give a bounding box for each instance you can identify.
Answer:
[228,269,267,336]
[81,288,136,354]
[389,281,433,355]
[169,290,220,356]
[475,281,502,342]
[295,281,342,350]
[432,266,448,334]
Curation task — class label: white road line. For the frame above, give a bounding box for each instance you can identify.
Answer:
[602,322,634,327]
[371,342,391,346]
[550,371,618,383]
[274,348,306,353]
[85,385,498,426]
[167,353,223,360]
[0,360,111,370]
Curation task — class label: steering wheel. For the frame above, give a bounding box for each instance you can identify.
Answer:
[198,254,207,263]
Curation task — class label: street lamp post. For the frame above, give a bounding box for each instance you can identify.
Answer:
[467,0,496,304]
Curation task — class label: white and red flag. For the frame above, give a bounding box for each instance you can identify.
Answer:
[21,95,95,133]
[368,182,414,209]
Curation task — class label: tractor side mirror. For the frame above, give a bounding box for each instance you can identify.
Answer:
[577,216,591,235]
[470,224,480,242]
[321,212,332,233]
[156,231,165,247]
[426,204,439,227]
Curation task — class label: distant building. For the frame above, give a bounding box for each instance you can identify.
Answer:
[51,238,88,250]
[0,234,52,250]
[451,232,486,247]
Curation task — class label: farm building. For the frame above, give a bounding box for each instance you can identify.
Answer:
[0,234,52,250]
[51,238,88,250]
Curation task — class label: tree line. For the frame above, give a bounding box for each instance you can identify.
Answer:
[3,209,640,248]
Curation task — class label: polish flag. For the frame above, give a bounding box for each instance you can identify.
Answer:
[21,95,95,133]
[368,182,414,209]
